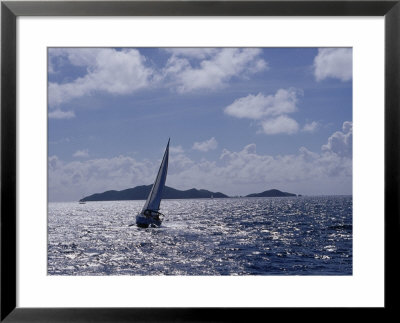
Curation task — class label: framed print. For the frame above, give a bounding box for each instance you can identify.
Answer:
[1,0,399,321]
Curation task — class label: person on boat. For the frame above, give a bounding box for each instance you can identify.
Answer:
[143,209,160,221]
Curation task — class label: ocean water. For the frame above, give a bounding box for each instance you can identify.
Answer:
[48,196,352,275]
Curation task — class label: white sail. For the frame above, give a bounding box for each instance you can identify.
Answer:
[141,139,169,213]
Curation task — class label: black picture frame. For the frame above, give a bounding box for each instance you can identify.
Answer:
[1,1,399,321]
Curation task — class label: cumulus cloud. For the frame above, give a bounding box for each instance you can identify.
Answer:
[49,48,100,67]
[73,149,89,158]
[314,48,352,82]
[302,121,319,133]
[224,89,299,120]
[260,115,299,135]
[192,137,218,152]
[48,47,269,114]
[322,121,352,158]
[186,123,351,194]
[48,48,155,107]
[173,138,351,196]
[49,123,352,201]
[163,48,218,59]
[224,88,303,135]
[48,109,75,119]
[170,145,185,154]
[163,48,268,93]
[48,155,155,201]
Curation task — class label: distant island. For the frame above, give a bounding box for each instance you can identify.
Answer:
[80,185,297,202]
[246,189,296,198]
[80,185,228,202]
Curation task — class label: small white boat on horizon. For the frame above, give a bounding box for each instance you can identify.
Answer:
[135,139,169,228]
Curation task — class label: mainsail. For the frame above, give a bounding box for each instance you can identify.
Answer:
[141,138,169,213]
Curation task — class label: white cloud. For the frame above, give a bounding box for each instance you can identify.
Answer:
[172,139,351,196]
[170,145,184,154]
[224,89,299,120]
[49,48,268,111]
[49,48,101,67]
[49,123,352,201]
[302,121,319,133]
[314,48,352,82]
[164,48,268,93]
[192,137,218,152]
[48,155,155,201]
[163,48,218,59]
[260,116,299,135]
[224,88,303,135]
[73,149,89,158]
[322,121,352,158]
[48,109,75,119]
[48,48,155,107]
[169,152,195,173]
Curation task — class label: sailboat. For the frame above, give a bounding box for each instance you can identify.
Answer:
[135,139,169,228]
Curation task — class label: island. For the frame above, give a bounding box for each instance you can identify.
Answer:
[246,189,297,197]
[80,186,298,202]
[80,185,228,202]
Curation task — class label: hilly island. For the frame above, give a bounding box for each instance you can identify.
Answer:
[80,185,297,202]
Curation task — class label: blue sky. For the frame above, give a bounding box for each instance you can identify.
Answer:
[48,48,352,201]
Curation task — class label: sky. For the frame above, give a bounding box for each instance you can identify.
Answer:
[48,47,352,202]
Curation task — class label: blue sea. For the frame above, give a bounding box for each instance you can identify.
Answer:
[48,196,352,275]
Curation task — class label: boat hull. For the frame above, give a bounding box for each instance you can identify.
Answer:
[135,213,162,228]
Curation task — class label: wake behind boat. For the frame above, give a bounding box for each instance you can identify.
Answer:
[135,139,169,228]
